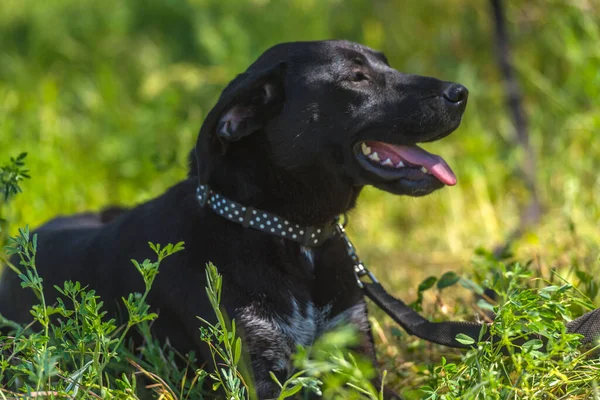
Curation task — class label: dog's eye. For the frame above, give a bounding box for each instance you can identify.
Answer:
[350,71,370,83]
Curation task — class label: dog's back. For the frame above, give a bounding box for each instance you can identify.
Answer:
[0,221,100,323]
[0,179,216,357]
[0,206,133,324]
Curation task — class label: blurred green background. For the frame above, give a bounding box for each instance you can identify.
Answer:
[1,0,599,330]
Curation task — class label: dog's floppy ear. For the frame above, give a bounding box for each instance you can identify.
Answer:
[216,81,279,141]
[194,62,286,183]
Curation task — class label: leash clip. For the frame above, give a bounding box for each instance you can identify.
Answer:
[334,217,378,288]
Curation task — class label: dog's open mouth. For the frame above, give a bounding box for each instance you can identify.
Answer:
[353,141,457,186]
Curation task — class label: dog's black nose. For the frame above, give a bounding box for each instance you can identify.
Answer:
[442,84,468,104]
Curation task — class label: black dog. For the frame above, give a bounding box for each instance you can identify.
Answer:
[0,40,467,398]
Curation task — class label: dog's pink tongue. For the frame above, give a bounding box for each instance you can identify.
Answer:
[371,142,457,186]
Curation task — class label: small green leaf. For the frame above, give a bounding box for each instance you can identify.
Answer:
[390,327,403,338]
[522,339,543,351]
[437,271,460,290]
[455,333,475,345]
[476,298,495,312]
[280,385,303,398]
[234,337,242,365]
[269,371,282,387]
[418,276,437,293]
[459,278,484,295]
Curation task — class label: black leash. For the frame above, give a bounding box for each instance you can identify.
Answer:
[334,219,492,348]
[362,282,489,348]
[333,219,600,349]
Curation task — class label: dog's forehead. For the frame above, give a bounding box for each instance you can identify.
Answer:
[247,40,387,72]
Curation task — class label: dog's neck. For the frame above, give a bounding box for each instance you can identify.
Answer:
[206,173,361,227]
[203,152,362,227]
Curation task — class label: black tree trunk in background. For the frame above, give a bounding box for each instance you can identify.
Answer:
[490,0,541,257]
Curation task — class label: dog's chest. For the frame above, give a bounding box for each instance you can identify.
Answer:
[235,239,369,376]
[300,246,315,270]
[275,246,366,345]
[278,298,330,347]
[240,297,365,349]
[279,299,368,346]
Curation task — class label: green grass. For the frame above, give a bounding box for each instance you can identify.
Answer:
[1,0,600,398]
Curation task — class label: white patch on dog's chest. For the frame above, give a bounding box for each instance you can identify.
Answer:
[300,246,315,271]
[237,298,369,379]
[278,299,330,346]
[278,299,368,347]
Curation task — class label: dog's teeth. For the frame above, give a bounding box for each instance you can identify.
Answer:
[368,152,380,162]
[420,166,428,173]
[396,161,404,168]
[381,158,393,167]
[361,143,372,155]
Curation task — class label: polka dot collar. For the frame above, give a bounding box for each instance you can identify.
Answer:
[196,184,337,247]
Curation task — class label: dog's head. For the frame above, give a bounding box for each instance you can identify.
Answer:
[193,40,467,219]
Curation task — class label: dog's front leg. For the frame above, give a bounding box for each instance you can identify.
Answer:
[346,301,402,400]
[236,308,295,399]
[358,326,402,400]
